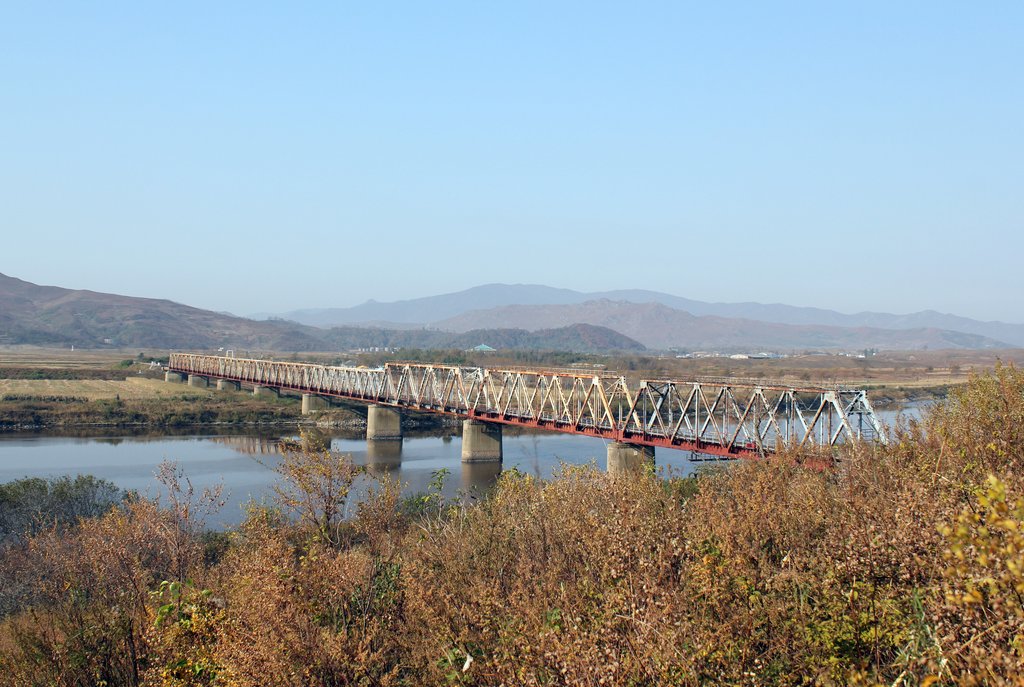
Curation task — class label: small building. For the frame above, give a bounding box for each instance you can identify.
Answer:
[469,344,496,353]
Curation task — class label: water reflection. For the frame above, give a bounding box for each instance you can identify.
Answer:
[461,461,502,494]
[210,436,282,456]
[0,428,626,526]
[0,405,926,529]
[366,439,402,474]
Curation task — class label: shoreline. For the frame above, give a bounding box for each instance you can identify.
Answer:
[0,398,459,434]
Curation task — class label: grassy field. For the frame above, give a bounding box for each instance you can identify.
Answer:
[0,377,209,401]
[0,350,316,429]
[0,347,158,369]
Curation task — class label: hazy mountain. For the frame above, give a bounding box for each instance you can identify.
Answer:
[274,283,1024,346]
[595,290,1024,346]
[0,273,641,352]
[435,300,1007,351]
[0,272,328,350]
[274,284,589,328]
[0,272,1009,353]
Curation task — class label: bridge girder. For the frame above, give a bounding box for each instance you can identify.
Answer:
[169,354,886,458]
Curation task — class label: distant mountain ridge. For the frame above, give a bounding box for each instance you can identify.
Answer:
[0,273,643,352]
[271,284,589,328]
[0,272,1012,352]
[273,283,1024,347]
[435,300,1005,351]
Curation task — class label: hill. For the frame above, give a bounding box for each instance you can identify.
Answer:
[435,300,1007,351]
[274,283,1024,346]
[0,274,641,352]
[269,284,588,328]
[0,272,324,350]
[0,273,1009,353]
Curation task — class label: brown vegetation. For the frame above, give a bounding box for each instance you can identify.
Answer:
[0,393,308,431]
[2,366,1024,685]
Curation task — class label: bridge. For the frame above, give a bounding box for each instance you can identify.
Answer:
[166,353,886,471]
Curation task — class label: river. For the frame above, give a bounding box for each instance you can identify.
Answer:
[0,405,924,527]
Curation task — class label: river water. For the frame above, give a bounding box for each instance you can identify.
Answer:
[0,405,923,527]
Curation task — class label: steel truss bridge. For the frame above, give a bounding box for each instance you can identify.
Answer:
[169,353,886,458]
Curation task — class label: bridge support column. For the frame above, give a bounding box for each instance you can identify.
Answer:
[461,420,502,463]
[607,442,655,475]
[253,385,279,398]
[301,394,329,415]
[217,379,240,392]
[366,439,402,473]
[367,405,402,441]
[187,375,209,388]
[164,371,185,383]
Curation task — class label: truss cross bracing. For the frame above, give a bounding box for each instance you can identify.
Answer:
[169,354,887,458]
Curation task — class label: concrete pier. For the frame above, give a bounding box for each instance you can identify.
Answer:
[366,439,402,473]
[187,375,209,388]
[461,419,502,463]
[217,379,241,392]
[367,405,402,441]
[606,442,655,475]
[253,385,279,398]
[301,394,329,415]
[164,371,185,383]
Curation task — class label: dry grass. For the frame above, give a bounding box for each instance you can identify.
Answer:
[0,377,210,401]
[0,347,160,369]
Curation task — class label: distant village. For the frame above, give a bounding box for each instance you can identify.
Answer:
[673,350,874,360]
[345,344,877,360]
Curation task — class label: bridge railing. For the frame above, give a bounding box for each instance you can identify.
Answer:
[168,353,887,456]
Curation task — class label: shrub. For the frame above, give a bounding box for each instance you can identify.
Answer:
[4,367,1024,684]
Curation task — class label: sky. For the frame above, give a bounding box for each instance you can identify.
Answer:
[2,2,1022,322]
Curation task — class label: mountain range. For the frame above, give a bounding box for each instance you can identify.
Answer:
[271,283,1022,349]
[0,273,641,352]
[433,300,1002,351]
[0,272,1018,352]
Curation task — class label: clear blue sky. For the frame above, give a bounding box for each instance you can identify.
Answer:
[2,2,1022,321]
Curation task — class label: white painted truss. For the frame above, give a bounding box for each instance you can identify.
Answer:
[170,354,887,457]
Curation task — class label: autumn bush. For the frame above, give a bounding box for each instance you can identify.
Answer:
[0,366,1023,685]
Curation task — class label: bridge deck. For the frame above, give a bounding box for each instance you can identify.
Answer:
[168,353,886,458]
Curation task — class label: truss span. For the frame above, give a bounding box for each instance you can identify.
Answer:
[169,354,887,458]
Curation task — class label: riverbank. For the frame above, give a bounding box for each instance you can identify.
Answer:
[0,396,457,432]
[0,394,312,431]
[858,382,952,409]
[0,380,456,432]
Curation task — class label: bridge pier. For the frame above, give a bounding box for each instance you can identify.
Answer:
[366,439,402,473]
[217,379,240,392]
[164,371,185,383]
[253,385,279,398]
[367,405,402,441]
[187,375,210,388]
[301,394,329,415]
[461,419,502,463]
[607,442,655,475]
